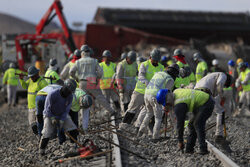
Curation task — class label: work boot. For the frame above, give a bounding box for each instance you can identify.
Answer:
[215,135,225,144]
[31,124,38,135]
[39,148,45,156]
[135,127,139,134]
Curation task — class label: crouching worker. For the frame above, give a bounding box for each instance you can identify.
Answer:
[39,79,78,155]
[70,88,93,139]
[173,88,214,155]
[36,79,64,139]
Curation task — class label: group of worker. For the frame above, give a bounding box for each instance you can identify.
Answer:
[2,45,249,156]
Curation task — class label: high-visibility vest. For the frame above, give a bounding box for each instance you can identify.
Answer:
[240,68,250,91]
[3,68,19,86]
[145,71,173,96]
[71,88,86,112]
[196,61,208,82]
[174,89,209,112]
[20,77,48,109]
[99,62,116,89]
[45,69,60,84]
[134,60,164,94]
[118,59,137,86]
[167,60,174,66]
[175,62,195,88]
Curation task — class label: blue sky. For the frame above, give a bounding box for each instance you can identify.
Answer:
[0,0,250,30]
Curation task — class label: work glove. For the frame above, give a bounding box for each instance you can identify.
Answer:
[178,142,184,151]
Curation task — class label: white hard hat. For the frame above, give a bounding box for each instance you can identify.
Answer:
[212,59,219,66]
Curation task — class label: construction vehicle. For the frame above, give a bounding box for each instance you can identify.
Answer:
[15,0,76,71]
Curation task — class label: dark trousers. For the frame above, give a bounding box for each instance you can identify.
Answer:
[174,103,188,143]
[186,97,214,151]
[69,110,79,141]
[36,95,46,136]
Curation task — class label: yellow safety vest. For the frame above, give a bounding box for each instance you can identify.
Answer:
[45,69,60,84]
[240,68,250,91]
[3,68,20,86]
[20,77,48,109]
[134,60,164,94]
[99,62,116,89]
[174,89,209,112]
[119,59,137,86]
[196,61,208,82]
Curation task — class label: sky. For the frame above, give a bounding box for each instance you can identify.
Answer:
[0,0,250,30]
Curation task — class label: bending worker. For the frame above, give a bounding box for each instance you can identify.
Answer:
[173,88,215,155]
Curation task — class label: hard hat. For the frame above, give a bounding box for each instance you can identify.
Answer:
[64,79,77,93]
[121,52,127,60]
[80,94,93,108]
[161,56,167,62]
[179,66,191,78]
[245,62,249,68]
[150,48,161,61]
[212,59,219,66]
[236,58,243,65]
[49,58,57,66]
[238,62,247,69]
[173,49,184,57]
[167,63,180,78]
[193,52,201,61]
[74,49,81,58]
[102,50,112,57]
[227,60,235,67]
[127,51,137,62]
[28,66,39,78]
[9,63,15,68]
[80,45,90,52]
[156,89,168,107]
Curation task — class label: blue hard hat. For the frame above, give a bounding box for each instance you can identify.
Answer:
[245,62,249,68]
[161,56,167,62]
[227,60,235,67]
[156,89,169,107]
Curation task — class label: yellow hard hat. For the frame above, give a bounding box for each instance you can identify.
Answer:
[236,58,243,65]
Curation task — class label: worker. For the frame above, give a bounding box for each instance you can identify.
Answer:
[120,52,127,61]
[194,72,233,143]
[39,79,78,155]
[2,63,22,107]
[99,50,120,109]
[173,49,195,88]
[193,52,208,82]
[44,58,60,84]
[35,56,45,75]
[137,64,179,141]
[19,66,48,135]
[223,60,237,115]
[36,79,64,140]
[173,88,215,155]
[116,51,137,113]
[210,59,224,72]
[70,88,93,134]
[60,49,81,80]
[235,62,250,116]
[69,45,115,116]
[119,48,164,130]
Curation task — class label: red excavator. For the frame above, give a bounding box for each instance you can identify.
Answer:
[15,0,76,71]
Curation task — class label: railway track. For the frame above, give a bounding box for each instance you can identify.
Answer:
[0,101,247,166]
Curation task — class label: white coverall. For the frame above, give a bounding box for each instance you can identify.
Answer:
[194,72,227,137]
[69,56,115,115]
[139,72,174,139]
